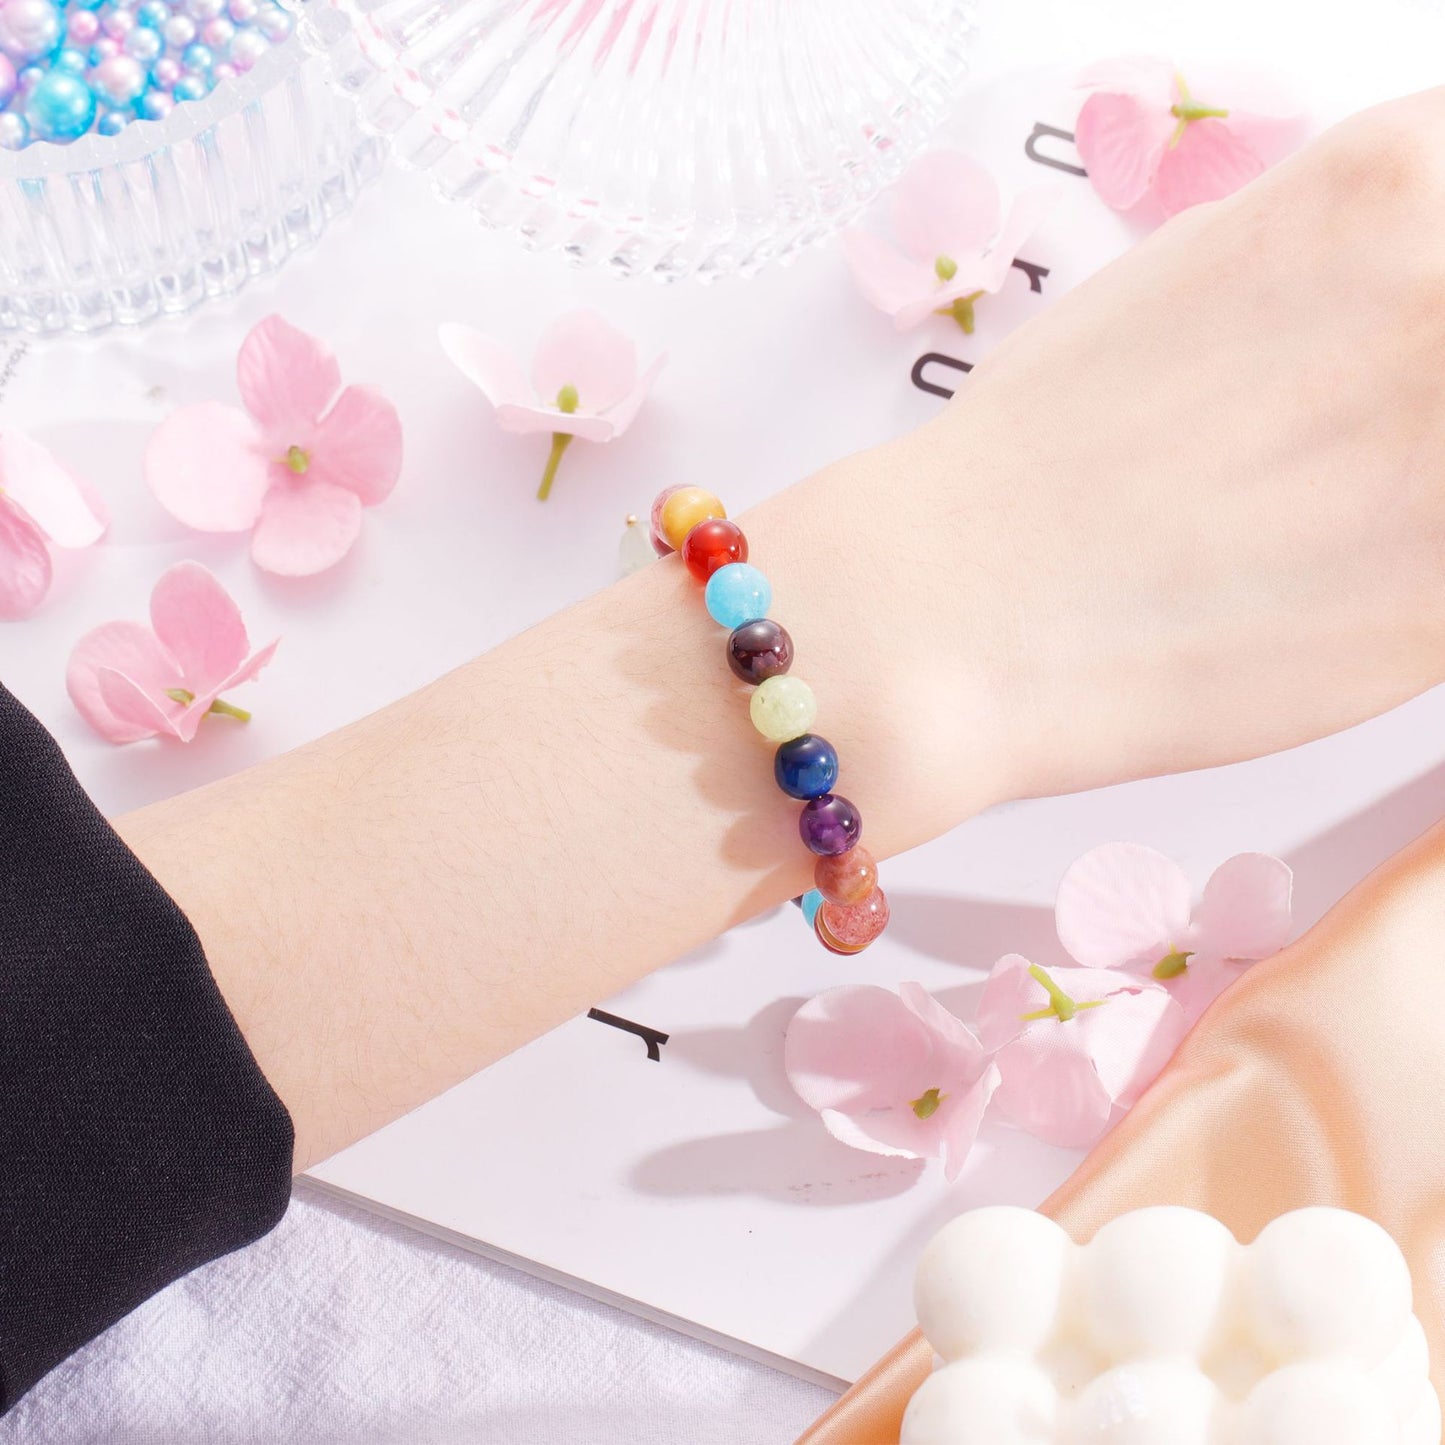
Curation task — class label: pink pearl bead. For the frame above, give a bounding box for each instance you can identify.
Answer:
[90,35,120,58]
[152,54,179,86]
[211,59,234,79]
[67,10,100,44]
[101,8,135,38]
[0,54,14,106]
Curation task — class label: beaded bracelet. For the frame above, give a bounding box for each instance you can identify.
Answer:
[650,484,890,955]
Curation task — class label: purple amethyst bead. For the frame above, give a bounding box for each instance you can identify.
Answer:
[799,794,862,857]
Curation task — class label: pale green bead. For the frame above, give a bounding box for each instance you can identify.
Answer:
[750,674,817,742]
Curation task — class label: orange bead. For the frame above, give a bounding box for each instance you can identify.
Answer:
[819,888,889,951]
[814,846,878,906]
[659,486,725,551]
[815,911,868,956]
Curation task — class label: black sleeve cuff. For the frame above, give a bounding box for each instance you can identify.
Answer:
[0,682,294,1410]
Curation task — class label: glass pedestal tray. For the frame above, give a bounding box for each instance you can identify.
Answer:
[0,33,383,336]
[301,0,978,283]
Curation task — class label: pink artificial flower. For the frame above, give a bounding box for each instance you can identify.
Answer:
[0,430,107,620]
[784,983,999,1181]
[977,954,1187,1151]
[145,316,403,576]
[1055,842,1293,1021]
[1075,58,1304,218]
[67,561,278,745]
[841,150,1056,333]
[439,309,665,500]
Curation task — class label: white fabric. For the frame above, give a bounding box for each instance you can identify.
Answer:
[0,1184,835,1444]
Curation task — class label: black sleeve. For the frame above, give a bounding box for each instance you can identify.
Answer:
[0,681,293,1410]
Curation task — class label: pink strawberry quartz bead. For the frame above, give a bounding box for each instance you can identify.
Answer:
[816,889,890,954]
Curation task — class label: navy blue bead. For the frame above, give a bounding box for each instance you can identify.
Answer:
[774,733,839,800]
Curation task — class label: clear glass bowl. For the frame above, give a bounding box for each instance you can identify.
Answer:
[0,34,385,336]
[301,0,977,282]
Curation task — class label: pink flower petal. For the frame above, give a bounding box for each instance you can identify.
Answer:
[890,151,1002,262]
[1075,90,1173,211]
[841,229,940,329]
[145,402,273,533]
[977,955,1144,1050]
[495,402,619,443]
[66,619,179,743]
[1055,842,1192,971]
[149,561,249,696]
[1078,986,1188,1107]
[438,323,534,409]
[1194,852,1293,960]
[236,315,342,440]
[531,309,638,415]
[97,666,187,742]
[0,494,53,620]
[991,1030,1115,1150]
[0,431,106,548]
[1153,118,1264,217]
[978,184,1058,288]
[595,352,666,440]
[785,985,937,1114]
[309,384,404,505]
[249,478,363,576]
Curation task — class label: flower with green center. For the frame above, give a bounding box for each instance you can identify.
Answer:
[438,309,666,502]
[785,982,1000,1181]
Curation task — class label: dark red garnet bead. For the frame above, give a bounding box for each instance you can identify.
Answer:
[726,618,794,684]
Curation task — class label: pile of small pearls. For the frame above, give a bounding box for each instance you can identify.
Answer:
[0,0,293,149]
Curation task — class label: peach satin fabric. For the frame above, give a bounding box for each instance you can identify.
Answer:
[798,821,1445,1445]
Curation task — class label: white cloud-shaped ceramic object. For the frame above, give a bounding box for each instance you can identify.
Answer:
[902,1206,1440,1445]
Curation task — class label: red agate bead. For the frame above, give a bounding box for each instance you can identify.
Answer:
[814,845,878,906]
[682,518,748,581]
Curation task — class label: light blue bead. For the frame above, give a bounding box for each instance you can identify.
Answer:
[55,47,87,74]
[96,107,127,135]
[182,42,213,70]
[799,890,824,928]
[705,562,771,629]
[25,70,96,141]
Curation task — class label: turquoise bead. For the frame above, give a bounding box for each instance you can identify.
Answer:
[705,562,771,629]
[799,889,824,927]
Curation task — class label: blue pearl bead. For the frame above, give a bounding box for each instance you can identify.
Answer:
[96,106,127,134]
[774,734,839,800]
[173,72,207,99]
[55,46,87,73]
[25,70,96,140]
[798,889,824,928]
[136,0,168,26]
[705,562,771,630]
[181,41,212,70]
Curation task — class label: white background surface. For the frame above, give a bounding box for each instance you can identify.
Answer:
[3,0,1445,1439]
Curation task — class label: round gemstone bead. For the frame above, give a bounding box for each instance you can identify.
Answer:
[706,562,771,629]
[814,845,878,906]
[799,794,861,856]
[727,618,792,684]
[659,486,725,552]
[815,913,866,955]
[797,888,824,928]
[774,733,838,799]
[750,674,815,742]
[682,517,747,581]
[819,888,889,951]
[25,69,95,141]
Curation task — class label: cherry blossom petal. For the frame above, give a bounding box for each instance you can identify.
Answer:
[1153,118,1265,218]
[1160,956,1250,1024]
[0,431,106,548]
[977,955,1142,1051]
[96,666,187,742]
[841,229,939,328]
[0,495,53,620]
[991,1030,1115,1150]
[1194,852,1293,960]
[890,151,1002,262]
[530,309,638,414]
[249,478,363,576]
[1080,986,1188,1107]
[785,985,937,1114]
[595,352,666,439]
[438,323,533,409]
[149,561,249,696]
[980,185,1058,288]
[309,384,404,505]
[495,402,621,443]
[1074,90,1174,210]
[236,315,342,440]
[66,619,179,743]
[1055,842,1193,971]
[145,402,273,533]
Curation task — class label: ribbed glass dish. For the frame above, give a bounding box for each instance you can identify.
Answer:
[301,0,977,282]
[0,35,384,336]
